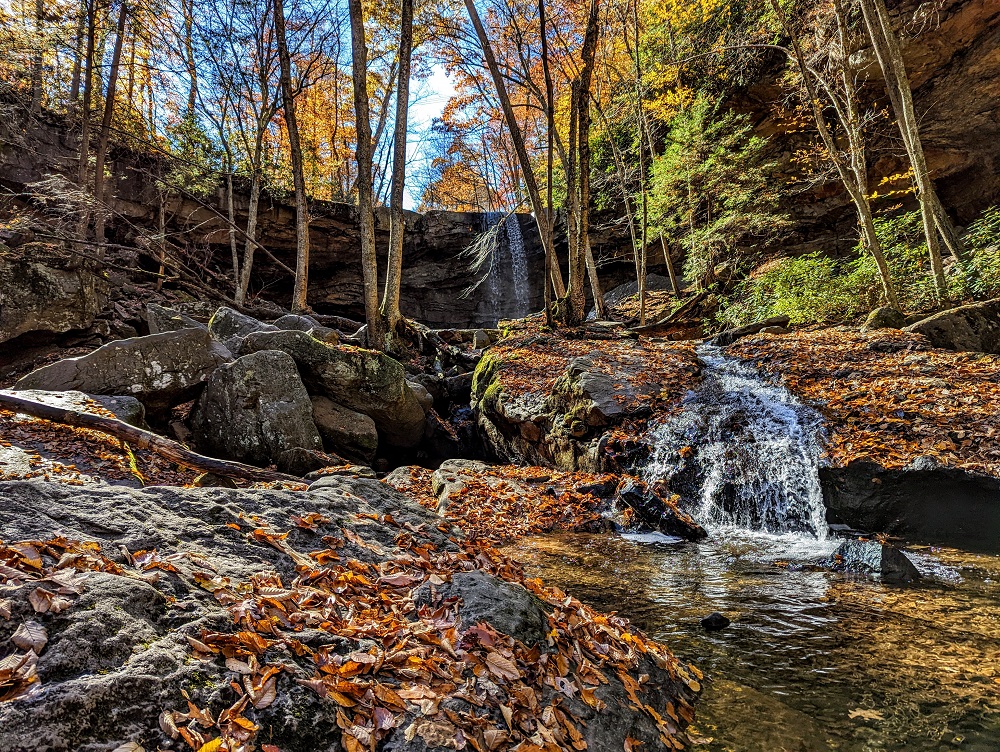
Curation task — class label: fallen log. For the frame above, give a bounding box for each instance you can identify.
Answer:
[0,393,302,484]
[630,291,707,333]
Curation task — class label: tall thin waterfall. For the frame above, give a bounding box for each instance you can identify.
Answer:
[647,344,829,539]
[505,215,530,315]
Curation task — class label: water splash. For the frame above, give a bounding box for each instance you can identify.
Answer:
[479,212,531,323]
[647,344,829,539]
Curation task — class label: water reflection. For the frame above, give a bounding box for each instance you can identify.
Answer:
[507,532,1000,752]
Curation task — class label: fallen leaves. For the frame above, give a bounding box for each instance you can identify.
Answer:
[730,327,1000,474]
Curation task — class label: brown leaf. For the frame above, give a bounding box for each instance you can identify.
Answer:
[11,621,47,653]
[485,652,520,682]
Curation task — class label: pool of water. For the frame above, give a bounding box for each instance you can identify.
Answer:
[506,530,1000,752]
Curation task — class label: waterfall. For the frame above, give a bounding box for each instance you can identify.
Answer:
[647,344,829,539]
[479,212,531,323]
[505,215,530,315]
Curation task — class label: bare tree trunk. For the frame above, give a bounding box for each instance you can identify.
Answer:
[538,0,561,319]
[236,165,262,307]
[69,1,86,109]
[380,0,413,340]
[767,0,899,308]
[464,0,564,304]
[182,0,199,115]
[225,162,239,284]
[857,0,951,299]
[348,0,384,348]
[77,0,96,186]
[834,0,898,309]
[564,0,600,325]
[30,0,44,115]
[93,1,128,259]
[631,0,648,325]
[274,0,311,313]
[156,187,166,291]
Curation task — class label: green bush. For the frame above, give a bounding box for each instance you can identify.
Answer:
[719,206,1000,328]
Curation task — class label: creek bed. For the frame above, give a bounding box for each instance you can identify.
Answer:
[506,530,1000,751]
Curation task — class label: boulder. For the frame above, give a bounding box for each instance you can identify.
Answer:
[145,303,206,335]
[616,478,707,540]
[414,570,549,646]
[14,329,232,413]
[190,350,322,466]
[406,379,434,413]
[700,612,731,630]
[830,539,921,583]
[0,259,107,344]
[861,306,906,331]
[276,447,345,477]
[903,298,1000,353]
[310,396,378,462]
[431,459,494,513]
[5,389,147,427]
[709,315,792,347]
[272,313,340,344]
[207,306,278,351]
[240,330,426,448]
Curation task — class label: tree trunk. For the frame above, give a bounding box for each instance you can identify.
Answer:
[464,0,564,303]
[274,0,311,313]
[631,0,648,325]
[0,393,301,483]
[237,163,263,307]
[348,0,384,348]
[92,1,128,259]
[226,165,239,284]
[30,0,44,115]
[857,0,951,299]
[538,0,561,319]
[565,0,600,325]
[77,0,96,186]
[768,0,899,308]
[182,0,198,115]
[380,0,413,342]
[69,1,86,109]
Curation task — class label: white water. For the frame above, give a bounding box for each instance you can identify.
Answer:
[647,344,831,542]
[481,212,531,322]
[505,215,530,315]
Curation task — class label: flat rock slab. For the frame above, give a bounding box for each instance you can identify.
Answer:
[14,328,232,414]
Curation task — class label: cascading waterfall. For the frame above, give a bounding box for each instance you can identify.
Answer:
[479,212,531,323]
[647,344,829,539]
[505,214,530,315]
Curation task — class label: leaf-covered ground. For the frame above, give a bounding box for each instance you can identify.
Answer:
[730,327,1000,474]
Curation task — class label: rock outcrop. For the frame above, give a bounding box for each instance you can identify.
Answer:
[0,478,701,752]
[190,350,322,466]
[13,328,232,413]
[240,330,426,448]
[310,395,378,462]
[904,298,1000,353]
[207,306,278,352]
[0,258,107,344]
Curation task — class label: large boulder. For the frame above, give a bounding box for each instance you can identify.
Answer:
[145,302,206,335]
[861,306,906,331]
[240,330,425,448]
[310,396,378,462]
[903,298,1000,353]
[14,329,232,413]
[272,313,340,344]
[0,259,107,344]
[207,306,278,351]
[191,350,322,466]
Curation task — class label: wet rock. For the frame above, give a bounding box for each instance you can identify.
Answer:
[903,298,1000,353]
[14,329,232,414]
[272,313,340,344]
[310,396,379,462]
[240,330,426,448]
[830,539,921,583]
[709,315,792,347]
[145,302,206,335]
[6,389,147,427]
[191,350,322,466]
[700,612,731,630]
[207,306,278,351]
[616,478,707,540]
[414,570,549,646]
[862,306,906,331]
[820,460,1000,552]
[0,259,107,345]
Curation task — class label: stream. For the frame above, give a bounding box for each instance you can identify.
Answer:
[508,346,1000,751]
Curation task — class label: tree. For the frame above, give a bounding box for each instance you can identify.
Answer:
[274,0,310,313]
[380,0,414,340]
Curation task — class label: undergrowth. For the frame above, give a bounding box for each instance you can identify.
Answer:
[719,206,1000,327]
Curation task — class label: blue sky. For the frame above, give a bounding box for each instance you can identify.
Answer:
[404,64,456,209]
